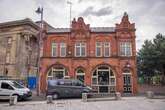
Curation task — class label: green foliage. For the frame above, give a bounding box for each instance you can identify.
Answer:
[137,33,165,78]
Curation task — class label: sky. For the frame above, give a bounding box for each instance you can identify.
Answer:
[0,0,165,50]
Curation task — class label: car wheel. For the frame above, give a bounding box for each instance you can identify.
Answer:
[52,93,59,100]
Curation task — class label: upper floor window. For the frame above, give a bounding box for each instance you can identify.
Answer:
[60,43,66,57]
[104,42,110,57]
[120,42,132,56]
[96,42,110,57]
[96,42,102,57]
[75,43,86,57]
[51,42,57,57]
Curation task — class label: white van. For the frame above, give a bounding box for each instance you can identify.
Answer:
[0,80,32,100]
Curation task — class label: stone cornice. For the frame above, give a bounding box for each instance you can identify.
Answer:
[0,18,39,30]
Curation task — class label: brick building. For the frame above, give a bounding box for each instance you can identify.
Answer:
[40,12,138,94]
[0,18,39,80]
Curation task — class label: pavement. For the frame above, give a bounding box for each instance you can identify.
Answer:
[0,97,165,110]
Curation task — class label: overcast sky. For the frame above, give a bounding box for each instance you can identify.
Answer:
[0,0,165,50]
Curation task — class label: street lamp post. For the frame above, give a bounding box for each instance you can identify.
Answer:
[36,7,43,96]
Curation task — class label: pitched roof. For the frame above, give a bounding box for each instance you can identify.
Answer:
[47,27,115,33]
[91,27,115,33]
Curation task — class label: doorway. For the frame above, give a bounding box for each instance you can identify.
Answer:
[123,73,132,93]
[92,65,116,93]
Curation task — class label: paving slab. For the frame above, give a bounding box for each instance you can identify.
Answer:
[0,97,165,110]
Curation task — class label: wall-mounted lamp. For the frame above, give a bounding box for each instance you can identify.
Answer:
[125,62,131,68]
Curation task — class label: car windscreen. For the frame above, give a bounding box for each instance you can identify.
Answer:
[11,81,25,88]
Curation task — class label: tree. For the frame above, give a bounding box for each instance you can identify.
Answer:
[137,33,165,84]
[153,34,165,75]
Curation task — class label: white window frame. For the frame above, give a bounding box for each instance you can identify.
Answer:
[120,42,132,56]
[104,42,110,57]
[51,42,57,57]
[60,43,66,57]
[96,42,102,57]
[75,42,86,57]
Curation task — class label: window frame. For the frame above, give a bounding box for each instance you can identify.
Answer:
[120,42,132,56]
[96,42,102,57]
[75,42,86,57]
[51,42,58,57]
[60,43,66,57]
[104,42,110,57]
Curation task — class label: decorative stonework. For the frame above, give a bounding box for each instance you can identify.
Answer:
[71,17,90,39]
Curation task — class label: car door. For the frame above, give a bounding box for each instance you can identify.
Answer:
[62,80,73,97]
[0,82,14,99]
[57,80,73,98]
[71,80,83,97]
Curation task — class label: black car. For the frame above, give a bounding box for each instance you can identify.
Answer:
[46,79,92,99]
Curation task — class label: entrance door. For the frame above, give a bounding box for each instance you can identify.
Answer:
[123,74,132,93]
[98,70,109,93]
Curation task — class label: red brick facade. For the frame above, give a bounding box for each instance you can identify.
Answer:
[40,13,138,94]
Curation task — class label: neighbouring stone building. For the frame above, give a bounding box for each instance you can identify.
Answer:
[40,13,138,94]
[0,18,39,80]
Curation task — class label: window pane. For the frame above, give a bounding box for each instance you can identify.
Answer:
[92,78,97,85]
[81,46,86,56]
[96,42,102,57]
[104,42,110,57]
[109,86,115,93]
[76,47,80,56]
[75,43,86,57]
[96,47,101,56]
[60,43,66,57]
[52,43,57,57]
[1,83,9,89]
[110,78,115,85]
[104,47,110,56]
[120,42,132,56]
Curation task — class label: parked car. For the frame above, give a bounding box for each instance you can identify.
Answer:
[0,80,32,101]
[46,79,92,99]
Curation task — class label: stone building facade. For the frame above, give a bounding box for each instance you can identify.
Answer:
[0,18,39,79]
[40,13,138,94]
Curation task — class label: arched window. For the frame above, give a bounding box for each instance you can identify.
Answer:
[76,68,85,83]
[47,65,67,79]
[92,65,116,93]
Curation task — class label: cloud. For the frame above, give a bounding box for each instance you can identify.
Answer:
[80,6,113,17]
[0,0,164,50]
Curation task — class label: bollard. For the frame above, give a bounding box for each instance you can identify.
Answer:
[82,93,87,102]
[146,91,154,99]
[115,92,121,100]
[47,95,53,104]
[9,96,17,106]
